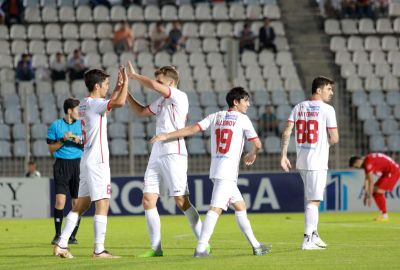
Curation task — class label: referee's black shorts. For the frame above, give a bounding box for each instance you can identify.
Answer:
[53,158,81,198]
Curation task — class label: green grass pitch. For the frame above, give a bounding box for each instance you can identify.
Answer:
[0,212,399,270]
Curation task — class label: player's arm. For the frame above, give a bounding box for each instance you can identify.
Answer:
[363,172,374,207]
[47,140,63,154]
[127,61,170,98]
[108,68,124,101]
[243,138,262,166]
[280,121,294,172]
[108,66,129,109]
[126,92,153,117]
[327,128,339,145]
[150,124,201,143]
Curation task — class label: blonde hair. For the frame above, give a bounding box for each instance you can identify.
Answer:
[154,66,179,85]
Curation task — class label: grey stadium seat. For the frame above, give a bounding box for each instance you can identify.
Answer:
[110,139,128,156]
[13,140,27,157]
[0,141,12,157]
[264,136,281,153]
[33,140,50,157]
[363,119,381,136]
[382,119,399,135]
[369,135,387,152]
[0,123,11,140]
[187,138,206,154]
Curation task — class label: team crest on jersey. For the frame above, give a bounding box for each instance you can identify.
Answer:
[308,105,320,111]
[225,114,238,121]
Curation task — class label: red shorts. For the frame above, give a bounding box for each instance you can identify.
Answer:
[374,170,400,191]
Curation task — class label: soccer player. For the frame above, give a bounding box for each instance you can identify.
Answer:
[126,63,203,257]
[47,98,83,245]
[151,87,270,257]
[349,153,400,221]
[53,66,129,259]
[280,76,339,250]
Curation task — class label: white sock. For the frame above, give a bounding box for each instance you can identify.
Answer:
[59,211,79,248]
[235,210,260,248]
[196,210,219,252]
[313,205,319,234]
[304,203,318,236]
[145,208,161,252]
[183,205,202,240]
[94,215,107,254]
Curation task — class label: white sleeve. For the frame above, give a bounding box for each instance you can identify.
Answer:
[91,98,110,115]
[148,96,163,115]
[243,116,258,141]
[288,106,296,122]
[197,114,214,131]
[326,106,337,128]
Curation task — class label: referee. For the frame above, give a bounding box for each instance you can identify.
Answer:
[47,98,83,245]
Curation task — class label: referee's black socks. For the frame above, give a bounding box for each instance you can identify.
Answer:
[54,208,64,236]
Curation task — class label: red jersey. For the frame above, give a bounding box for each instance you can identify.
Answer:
[363,153,400,176]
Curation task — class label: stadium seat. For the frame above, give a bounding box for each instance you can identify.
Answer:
[144,5,160,21]
[111,5,127,22]
[81,40,97,53]
[187,138,206,154]
[45,24,62,39]
[325,19,341,35]
[369,91,385,106]
[195,4,212,20]
[229,4,246,20]
[59,6,75,22]
[271,90,287,105]
[132,23,147,39]
[114,106,131,124]
[382,75,399,91]
[375,105,391,120]
[12,123,27,140]
[154,51,170,67]
[41,106,58,124]
[132,139,148,155]
[109,123,127,139]
[357,63,373,78]
[353,51,369,64]
[387,135,400,151]
[93,6,109,22]
[0,124,11,140]
[267,78,284,91]
[357,105,374,120]
[365,36,381,51]
[31,123,48,139]
[42,6,58,22]
[249,78,266,92]
[0,41,10,55]
[10,25,26,39]
[376,18,393,34]
[24,7,41,23]
[382,35,397,51]
[285,77,302,91]
[12,140,27,157]
[80,23,96,39]
[127,5,144,21]
[29,40,45,54]
[212,4,229,20]
[62,23,79,39]
[363,119,381,136]
[64,40,80,54]
[161,5,177,21]
[172,51,189,67]
[216,22,233,37]
[386,91,400,106]
[341,19,358,35]
[28,24,44,39]
[32,140,50,157]
[369,135,387,152]
[97,23,113,39]
[76,5,92,22]
[263,4,281,19]
[99,39,114,54]
[133,39,150,53]
[102,52,118,68]
[178,4,194,20]
[330,36,346,51]
[264,136,281,153]
[0,141,12,157]
[359,18,375,34]
[374,63,390,77]
[0,25,9,39]
[382,119,399,135]
[289,90,305,105]
[369,50,386,64]
[186,38,202,53]
[388,51,400,64]
[182,22,199,38]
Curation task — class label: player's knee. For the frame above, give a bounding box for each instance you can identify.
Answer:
[142,196,156,209]
[175,196,190,211]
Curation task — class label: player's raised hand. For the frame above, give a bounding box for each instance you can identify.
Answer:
[127,61,137,79]
[150,134,168,144]
[116,67,123,87]
[120,65,128,83]
[243,153,257,166]
[280,156,292,172]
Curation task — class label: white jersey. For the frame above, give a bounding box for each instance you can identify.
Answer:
[79,97,110,165]
[148,87,188,156]
[288,99,337,170]
[198,110,258,181]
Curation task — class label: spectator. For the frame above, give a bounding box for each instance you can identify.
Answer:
[342,0,356,17]
[122,0,141,7]
[113,22,135,53]
[239,23,256,54]
[0,8,5,25]
[16,53,35,81]
[25,160,41,178]
[258,18,277,53]
[50,52,67,81]
[258,105,279,137]
[165,21,186,54]
[68,49,87,81]
[1,0,24,25]
[356,0,373,18]
[150,22,168,53]
[373,0,389,17]
[89,0,111,8]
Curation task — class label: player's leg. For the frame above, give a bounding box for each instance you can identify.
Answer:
[372,172,399,221]
[300,170,326,250]
[232,189,271,256]
[195,179,230,256]
[69,159,82,244]
[52,159,68,244]
[139,157,163,257]
[162,154,203,240]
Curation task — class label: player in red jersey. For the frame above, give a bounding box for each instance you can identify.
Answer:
[349,153,400,221]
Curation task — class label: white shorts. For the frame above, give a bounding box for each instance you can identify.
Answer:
[210,179,244,211]
[143,154,189,197]
[78,162,111,201]
[299,170,327,201]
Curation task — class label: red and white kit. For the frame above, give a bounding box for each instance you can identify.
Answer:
[364,153,400,191]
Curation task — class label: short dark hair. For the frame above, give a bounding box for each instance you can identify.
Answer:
[63,98,80,114]
[84,69,110,92]
[311,76,335,94]
[349,155,362,167]
[226,87,250,108]
[154,66,179,85]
